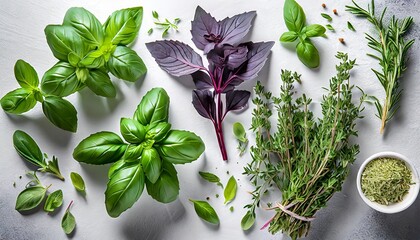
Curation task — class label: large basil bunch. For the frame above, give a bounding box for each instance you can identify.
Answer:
[73,88,205,217]
[1,7,146,132]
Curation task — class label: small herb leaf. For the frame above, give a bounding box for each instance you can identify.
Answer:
[321,13,333,21]
[14,60,39,90]
[224,176,237,204]
[61,202,76,235]
[304,24,326,37]
[44,189,63,212]
[189,199,220,225]
[241,211,255,230]
[13,130,45,167]
[347,21,356,31]
[0,88,37,114]
[326,24,335,31]
[284,0,306,32]
[280,31,298,42]
[199,171,222,187]
[70,172,86,192]
[42,95,78,132]
[15,186,47,211]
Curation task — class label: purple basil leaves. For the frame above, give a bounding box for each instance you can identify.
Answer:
[147,6,274,160]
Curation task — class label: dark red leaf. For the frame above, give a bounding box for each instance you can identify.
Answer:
[192,71,214,90]
[146,40,204,77]
[191,6,219,51]
[192,90,215,120]
[236,41,274,81]
[219,11,256,46]
[225,90,250,113]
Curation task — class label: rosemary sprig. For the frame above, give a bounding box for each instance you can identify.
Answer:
[346,0,414,134]
[243,53,365,240]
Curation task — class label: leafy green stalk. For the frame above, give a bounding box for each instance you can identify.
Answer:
[346,0,414,133]
[148,10,180,37]
[243,53,365,239]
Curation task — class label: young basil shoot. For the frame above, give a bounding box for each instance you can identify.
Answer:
[147,7,274,160]
[15,172,51,212]
[189,199,220,225]
[13,130,64,180]
[70,172,86,192]
[233,122,248,156]
[73,88,205,217]
[61,201,76,235]
[280,0,326,68]
[44,189,63,212]
[223,176,237,204]
[347,21,356,31]
[148,10,181,37]
[199,171,223,188]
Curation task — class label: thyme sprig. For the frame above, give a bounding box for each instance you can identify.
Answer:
[346,0,414,134]
[243,53,365,240]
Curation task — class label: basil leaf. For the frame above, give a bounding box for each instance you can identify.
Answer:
[14,60,39,89]
[321,13,333,21]
[70,172,86,192]
[63,7,104,47]
[284,0,306,32]
[0,88,37,114]
[241,211,255,230]
[199,171,221,184]
[15,186,47,211]
[45,156,65,181]
[223,176,237,204]
[79,49,106,69]
[134,88,170,125]
[304,24,326,37]
[84,69,116,98]
[145,122,171,142]
[44,189,63,212]
[41,61,82,97]
[107,46,147,82]
[156,130,205,164]
[189,199,220,225]
[44,25,89,62]
[104,7,143,45]
[61,204,76,235]
[141,148,162,183]
[108,159,126,179]
[296,40,320,68]
[73,131,127,165]
[145,161,179,203]
[120,118,146,144]
[122,144,143,161]
[42,96,78,132]
[13,130,44,167]
[280,31,298,42]
[105,161,144,217]
[347,21,356,31]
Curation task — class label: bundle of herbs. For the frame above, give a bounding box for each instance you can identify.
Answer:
[243,53,365,239]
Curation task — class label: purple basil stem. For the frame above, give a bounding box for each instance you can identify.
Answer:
[147,6,273,161]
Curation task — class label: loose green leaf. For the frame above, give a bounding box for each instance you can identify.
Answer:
[15,186,47,211]
[107,46,147,82]
[279,31,298,42]
[304,24,326,37]
[145,161,179,203]
[224,176,237,204]
[296,40,320,68]
[284,0,306,32]
[152,11,159,19]
[241,211,255,230]
[321,13,333,21]
[13,130,44,167]
[326,24,335,31]
[141,148,162,183]
[14,60,39,90]
[189,199,220,225]
[198,171,223,188]
[44,189,63,212]
[61,201,76,235]
[120,118,146,144]
[233,122,247,142]
[0,88,37,114]
[84,69,116,98]
[148,28,153,35]
[41,61,81,97]
[44,156,65,180]
[42,96,78,132]
[347,21,355,31]
[156,130,205,164]
[73,131,127,165]
[105,162,144,217]
[104,7,143,45]
[134,88,170,125]
[70,172,86,192]
[63,7,104,47]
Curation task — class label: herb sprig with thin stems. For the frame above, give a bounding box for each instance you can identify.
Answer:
[346,0,414,134]
[148,11,180,37]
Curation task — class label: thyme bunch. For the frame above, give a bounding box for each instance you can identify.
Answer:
[243,53,365,239]
[346,0,414,134]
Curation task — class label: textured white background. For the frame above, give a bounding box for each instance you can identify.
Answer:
[1,0,419,239]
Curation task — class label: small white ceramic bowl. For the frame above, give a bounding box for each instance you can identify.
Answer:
[357,151,419,214]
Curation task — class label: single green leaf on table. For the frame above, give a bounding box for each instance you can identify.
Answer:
[283,0,306,32]
[199,171,223,188]
[42,95,78,132]
[296,40,320,68]
[326,24,335,31]
[14,60,39,90]
[15,185,48,211]
[233,122,247,143]
[224,176,237,204]
[189,199,220,225]
[145,161,179,203]
[347,21,356,31]
[304,24,326,37]
[321,13,333,21]
[241,211,256,230]
[61,201,76,235]
[73,131,127,165]
[70,172,86,192]
[229,206,234,212]
[0,88,37,114]
[44,189,63,212]
[104,7,143,45]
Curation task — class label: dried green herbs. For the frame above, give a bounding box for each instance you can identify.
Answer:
[361,158,412,205]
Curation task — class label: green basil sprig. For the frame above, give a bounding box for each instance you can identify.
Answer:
[73,88,205,217]
[280,0,326,68]
[13,130,64,180]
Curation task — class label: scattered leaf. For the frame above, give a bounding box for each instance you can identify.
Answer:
[224,176,237,204]
[189,199,219,225]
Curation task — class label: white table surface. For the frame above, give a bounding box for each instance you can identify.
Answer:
[1,0,420,239]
